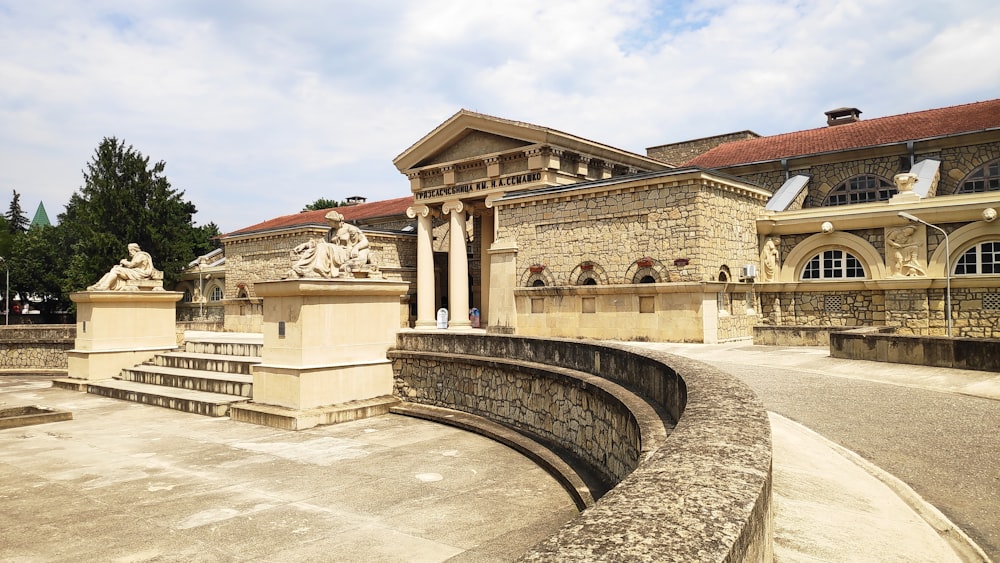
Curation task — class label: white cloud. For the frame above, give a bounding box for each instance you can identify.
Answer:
[0,0,997,233]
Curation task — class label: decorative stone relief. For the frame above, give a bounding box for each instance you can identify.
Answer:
[760,237,780,282]
[885,225,927,277]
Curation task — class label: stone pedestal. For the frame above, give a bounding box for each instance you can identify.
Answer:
[62,291,182,383]
[232,278,409,429]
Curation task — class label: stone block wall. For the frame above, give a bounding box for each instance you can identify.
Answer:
[939,141,1000,195]
[0,325,74,370]
[646,131,759,165]
[394,353,642,486]
[497,177,766,287]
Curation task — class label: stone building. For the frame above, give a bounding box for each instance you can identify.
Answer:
[680,99,1000,337]
[214,99,1000,341]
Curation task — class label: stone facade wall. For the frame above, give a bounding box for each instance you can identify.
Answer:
[498,178,766,286]
[938,141,1000,195]
[646,131,759,165]
[759,285,1000,338]
[763,290,883,327]
[726,141,1000,208]
[718,288,759,341]
[802,155,905,208]
[223,232,308,299]
[0,325,74,370]
[954,287,1000,338]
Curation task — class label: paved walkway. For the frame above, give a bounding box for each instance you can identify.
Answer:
[2,342,997,561]
[621,341,998,563]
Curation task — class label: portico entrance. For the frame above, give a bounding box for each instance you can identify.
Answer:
[394,109,667,332]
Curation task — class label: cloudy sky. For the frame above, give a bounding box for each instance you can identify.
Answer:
[2,1,998,234]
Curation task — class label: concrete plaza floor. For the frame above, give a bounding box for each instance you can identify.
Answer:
[1,343,994,562]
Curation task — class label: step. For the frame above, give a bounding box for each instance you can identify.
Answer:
[183,340,263,358]
[87,379,248,417]
[152,352,261,375]
[183,331,263,358]
[119,365,253,398]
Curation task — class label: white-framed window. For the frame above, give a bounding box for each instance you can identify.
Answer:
[955,241,1000,275]
[801,249,866,279]
[959,160,1000,193]
[209,286,224,301]
[824,174,896,206]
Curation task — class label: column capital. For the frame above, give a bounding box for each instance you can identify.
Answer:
[485,193,506,208]
[441,200,465,215]
[406,204,431,219]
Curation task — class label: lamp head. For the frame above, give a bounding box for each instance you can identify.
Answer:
[897,211,921,223]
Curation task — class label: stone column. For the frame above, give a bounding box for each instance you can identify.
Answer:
[407,204,436,330]
[442,199,472,330]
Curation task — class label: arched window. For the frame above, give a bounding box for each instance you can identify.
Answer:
[955,241,999,275]
[582,277,597,285]
[182,289,193,303]
[823,174,896,206]
[801,249,866,279]
[958,160,1000,193]
[209,286,224,301]
[639,275,657,283]
[532,279,545,287]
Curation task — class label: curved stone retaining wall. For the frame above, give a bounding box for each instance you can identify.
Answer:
[0,325,74,370]
[390,332,773,562]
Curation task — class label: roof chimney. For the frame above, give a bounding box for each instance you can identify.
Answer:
[344,195,367,206]
[825,107,862,126]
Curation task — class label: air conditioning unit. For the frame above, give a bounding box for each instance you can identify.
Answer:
[739,264,756,281]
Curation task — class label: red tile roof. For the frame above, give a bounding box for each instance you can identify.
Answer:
[222,195,415,238]
[683,98,1000,169]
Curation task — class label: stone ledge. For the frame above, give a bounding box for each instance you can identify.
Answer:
[229,395,400,430]
[831,331,1000,372]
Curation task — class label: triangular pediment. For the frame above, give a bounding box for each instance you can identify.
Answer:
[393,108,670,174]
[415,130,532,168]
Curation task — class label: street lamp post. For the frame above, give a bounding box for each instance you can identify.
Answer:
[0,257,7,325]
[898,212,951,337]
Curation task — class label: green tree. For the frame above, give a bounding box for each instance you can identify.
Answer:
[8,224,69,314]
[59,137,205,291]
[302,197,343,212]
[194,222,222,254]
[6,190,29,234]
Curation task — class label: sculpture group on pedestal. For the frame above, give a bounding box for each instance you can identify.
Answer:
[87,243,164,291]
[287,211,380,279]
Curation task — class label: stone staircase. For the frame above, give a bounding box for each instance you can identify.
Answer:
[86,332,262,417]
